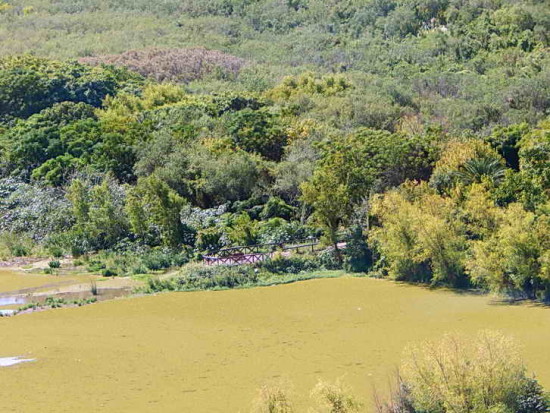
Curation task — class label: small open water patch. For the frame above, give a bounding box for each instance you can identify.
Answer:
[0,357,35,367]
[0,309,16,316]
[0,297,25,306]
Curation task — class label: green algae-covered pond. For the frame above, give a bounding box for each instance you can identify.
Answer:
[1,276,549,412]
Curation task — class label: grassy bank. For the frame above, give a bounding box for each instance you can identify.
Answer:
[144,265,348,293]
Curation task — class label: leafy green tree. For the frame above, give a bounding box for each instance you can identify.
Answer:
[317,129,438,202]
[226,108,288,161]
[31,154,82,186]
[125,175,186,247]
[274,137,319,204]
[260,197,296,221]
[187,145,265,207]
[0,56,139,121]
[494,169,547,211]
[66,177,128,251]
[301,167,352,262]
[343,225,372,273]
[487,123,530,170]
[467,203,550,300]
[430,140,505,194]
[372,183,468,287]
[226,212,260,246]
[518,119,550,195]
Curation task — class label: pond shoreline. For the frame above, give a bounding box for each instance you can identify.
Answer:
[1,276,549,412]
[1,262,548,318]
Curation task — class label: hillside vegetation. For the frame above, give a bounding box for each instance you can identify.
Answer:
[0,0,549,300]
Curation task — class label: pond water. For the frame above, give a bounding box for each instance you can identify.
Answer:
[0,277,549,412]
[0,296,26,306]
[0,357,35,367]
[0,269,72,292]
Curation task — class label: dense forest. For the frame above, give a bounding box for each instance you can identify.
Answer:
[0,0,549,299]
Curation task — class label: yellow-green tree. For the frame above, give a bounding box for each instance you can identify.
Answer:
[301,166,352,261]
[125,175,186,247]
[467,203,550,299]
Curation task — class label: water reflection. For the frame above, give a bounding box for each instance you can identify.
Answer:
[0,296,25,306]
[0,357,35,367]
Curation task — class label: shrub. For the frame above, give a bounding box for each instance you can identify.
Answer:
[102,268,118,277]
[259,255,320,274]
[142,249,190,271]
[251,382,294,413]
[258,219,318,245]
[0,179,73,242]
[80,48,246,83]
[343,226,372,273]
[87,260,106,273]
[467,203,550,300]
[371,184,468,287]
[378,331,549,413]
[310,379,362,413]
[151,265,259,292]
[318,248,343,270]
[0,232,34,258]
[48,260,61,269]
[48,247,64,259]
[141,252,172,271]
[260,197,296,221]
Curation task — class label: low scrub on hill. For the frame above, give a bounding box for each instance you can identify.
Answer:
[80,47,246,83]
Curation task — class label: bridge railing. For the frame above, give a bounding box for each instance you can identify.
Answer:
[203,238,319,266]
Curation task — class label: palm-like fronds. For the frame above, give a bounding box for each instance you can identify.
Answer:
[456,157,507,186]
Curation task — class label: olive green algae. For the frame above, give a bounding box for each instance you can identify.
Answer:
[0,277,549,412]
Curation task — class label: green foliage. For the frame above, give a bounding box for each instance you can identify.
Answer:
[259,255,320,275]
[1,102,143,184]
[317,248,343,271]
[0,232,34,259]
[371,183,468,287]
[494,169,547,211]
[310,379,362,413]
[187,145,265,207]
[487,123,530,170]
[382,331,549,413]
[343,226,372,273]
[519,119,550,195]
[65,177,128,252]
[226,108,288,161]
[0,56,140,122]
[467,203,550,300]
[252,382,294,413]
[260,197,295,221]
[430,140,504,194]
[456,157,507,186]
[149,264,259,291]
[316,129,439,203]
[223,212,260,246]
[85,248,189,276]
[301,166,352,257]
[125,175,186,247]
[268,72,352,100]
[257,218,317,245]
[0,0,549,298]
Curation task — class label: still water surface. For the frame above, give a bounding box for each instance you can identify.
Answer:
[0,276,549,412]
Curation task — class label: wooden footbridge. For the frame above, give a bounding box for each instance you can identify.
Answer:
[203,238,319,266]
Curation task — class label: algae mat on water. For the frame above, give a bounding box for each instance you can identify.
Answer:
[0,269,74,293]
[0,277,549,413]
